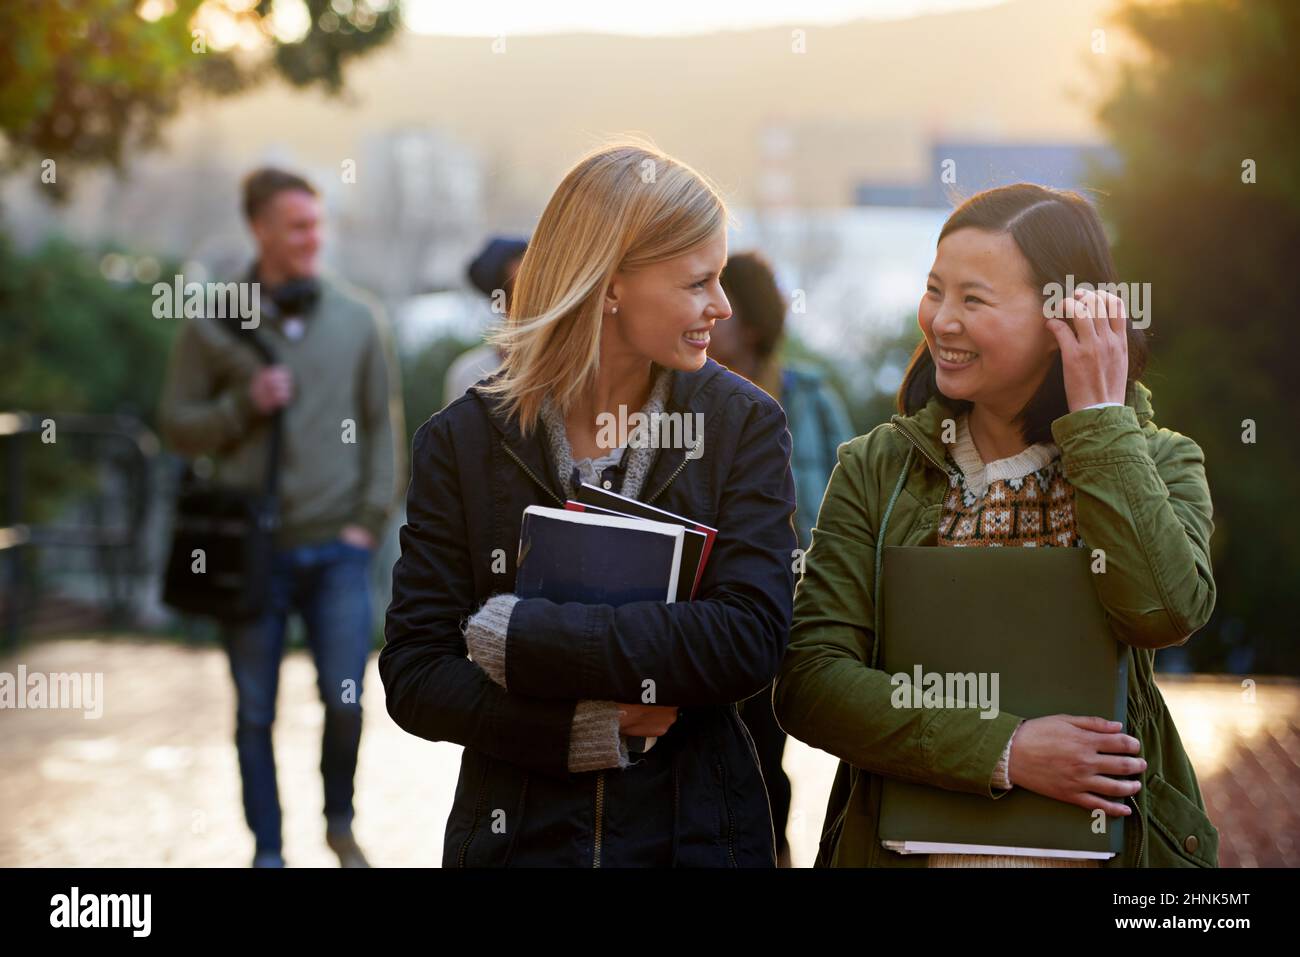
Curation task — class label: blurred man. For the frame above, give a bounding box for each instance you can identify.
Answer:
[442,235,528,408]
[159,167,405,867]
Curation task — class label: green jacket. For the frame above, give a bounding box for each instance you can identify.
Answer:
[773,381,1220,867]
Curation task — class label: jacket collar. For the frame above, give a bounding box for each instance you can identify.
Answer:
[890,380,1156,476]
[470,357,730,502]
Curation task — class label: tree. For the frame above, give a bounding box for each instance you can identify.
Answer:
[0,236,181,523]
[1097,0,1300,672]
[0,0,402,196]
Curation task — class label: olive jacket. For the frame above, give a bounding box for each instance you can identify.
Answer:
[773,381,1221,867]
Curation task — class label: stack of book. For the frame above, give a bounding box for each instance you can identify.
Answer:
[513,483,717,752]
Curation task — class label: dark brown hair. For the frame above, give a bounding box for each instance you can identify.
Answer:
[241,167,318,223]
[898,183,1148,444]
[720,250,787,360]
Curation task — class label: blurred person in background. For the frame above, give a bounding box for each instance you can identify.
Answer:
[713,252,854,549]
[442,236,528,408]
[710,250,855,867]
[158,167,405,868]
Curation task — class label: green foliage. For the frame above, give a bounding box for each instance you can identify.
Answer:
[400,333,479,446]
[0,235,178,422]
[0,0,401,195]
[1098,0,1300,672]
[265,0,402,92]
[0,235,180,522]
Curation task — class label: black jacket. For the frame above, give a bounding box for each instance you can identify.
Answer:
[379,358,798,866]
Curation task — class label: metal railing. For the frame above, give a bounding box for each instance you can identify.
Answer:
[0,412,159,650]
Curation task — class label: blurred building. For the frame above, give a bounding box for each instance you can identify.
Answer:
[856,139,1121,207]
[754,117,928,209]
[333,127,486,299]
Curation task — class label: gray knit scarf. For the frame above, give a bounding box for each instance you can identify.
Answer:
[537,363,674,502]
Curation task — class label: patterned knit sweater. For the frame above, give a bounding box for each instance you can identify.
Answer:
[927,413,1099,869]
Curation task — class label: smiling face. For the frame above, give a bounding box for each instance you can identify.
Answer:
[919,227,1059,417]
[251,189,322,280]
[604,226,732,372]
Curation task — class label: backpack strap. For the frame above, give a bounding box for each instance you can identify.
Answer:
[207,314,283,500]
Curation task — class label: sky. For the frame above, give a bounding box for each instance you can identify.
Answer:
[401,0,1010,37]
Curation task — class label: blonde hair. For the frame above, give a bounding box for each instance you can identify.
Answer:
[479,138,728,437]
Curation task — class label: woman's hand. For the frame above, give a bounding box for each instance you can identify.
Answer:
[1046,288,1130,412]
[618,704,679,738]
[1009,714,1146,816]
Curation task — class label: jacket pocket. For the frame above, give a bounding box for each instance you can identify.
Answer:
[452,752,528,867]
[1144,772,1219,867]
[713,757,739,867]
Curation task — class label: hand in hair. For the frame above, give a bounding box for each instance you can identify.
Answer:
[1046,288,1130,412]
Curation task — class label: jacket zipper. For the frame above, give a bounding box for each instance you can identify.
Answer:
[733,704,777,864]
[506,432,682,869]
[646,447,692,504]
[889,421,954,479]
[456,761,490,867]
[506,437,609,867]
[502,443,565,505]
[593,771,605,868]
[644,447,691,865]
[1128,790,1146,865]
[672,759,681,866]
[716,758,738,866]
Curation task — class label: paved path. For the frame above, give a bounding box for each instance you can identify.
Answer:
[2,638,1295,866]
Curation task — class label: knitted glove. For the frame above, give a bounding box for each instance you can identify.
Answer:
[569,701,631,772]
[463,593,517,687]
[462,593,630,773]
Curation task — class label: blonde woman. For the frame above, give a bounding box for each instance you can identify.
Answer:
[380,141,798,867]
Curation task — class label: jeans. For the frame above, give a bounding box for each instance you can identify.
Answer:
[221,538,373,855]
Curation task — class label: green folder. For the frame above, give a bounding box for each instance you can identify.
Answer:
[878,546,1128,859]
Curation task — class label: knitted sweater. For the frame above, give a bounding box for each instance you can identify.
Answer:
[462,365,675,773]
[927,414,1099,869]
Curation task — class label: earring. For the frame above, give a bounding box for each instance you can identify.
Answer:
[612,306,619,315]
